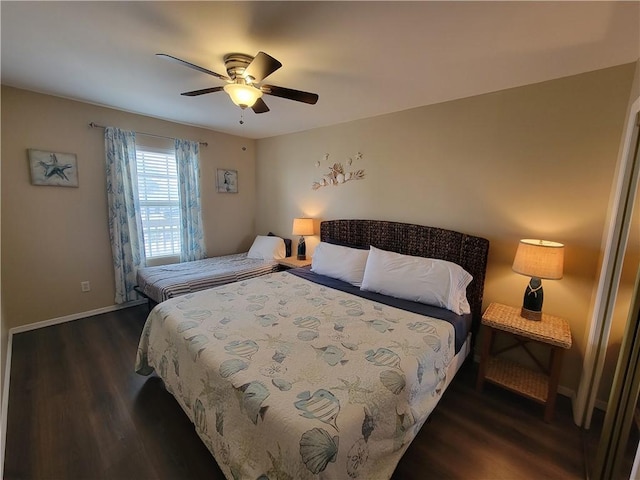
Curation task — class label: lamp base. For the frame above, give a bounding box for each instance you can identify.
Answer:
[521,276,543,321]
[297,236,306,261]
[521,307,542,321]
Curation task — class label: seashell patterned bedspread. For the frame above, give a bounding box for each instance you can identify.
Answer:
[135,271,456,479]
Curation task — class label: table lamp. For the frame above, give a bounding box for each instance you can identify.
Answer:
[292,218,314,260]
[512,239,564,321]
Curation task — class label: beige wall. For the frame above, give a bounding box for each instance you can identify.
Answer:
[256,64,636,393]
[1,86,256,332]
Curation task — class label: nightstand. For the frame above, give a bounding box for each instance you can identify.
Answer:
[277,258,312,270]
[475,302,572,422]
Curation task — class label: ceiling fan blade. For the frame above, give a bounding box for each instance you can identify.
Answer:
[180,86,224,97]
[251,97,270,114]
[156,53,230,81]
[261,85,319,105]
[244,52,282,83]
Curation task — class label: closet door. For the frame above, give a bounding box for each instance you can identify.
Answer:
[593,269,640,479]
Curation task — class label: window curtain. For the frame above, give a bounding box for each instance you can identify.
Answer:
[175,139,205,262]
[104,127,146,304]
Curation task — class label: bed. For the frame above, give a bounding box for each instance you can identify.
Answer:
[135,234,292,305]
[135,219,489,479]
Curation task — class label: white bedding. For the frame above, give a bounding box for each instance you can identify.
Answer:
[136,271,466,479]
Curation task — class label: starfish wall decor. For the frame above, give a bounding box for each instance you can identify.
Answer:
[28,149,79,187]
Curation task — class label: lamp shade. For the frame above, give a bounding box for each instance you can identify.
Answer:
[292,218,314,236]
[512,239,564,280]
[223,83,263,108]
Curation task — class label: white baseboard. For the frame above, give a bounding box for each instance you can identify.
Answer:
[0,299,146,476]
[9,299,146,335]
[593,398,609,412]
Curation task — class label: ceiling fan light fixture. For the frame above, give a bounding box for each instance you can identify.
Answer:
[223,83,263,108]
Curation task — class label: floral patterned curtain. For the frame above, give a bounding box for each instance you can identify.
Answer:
[104,127,146,303]
[175,139,205,262]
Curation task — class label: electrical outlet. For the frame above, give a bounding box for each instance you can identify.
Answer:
[81,281,91,292]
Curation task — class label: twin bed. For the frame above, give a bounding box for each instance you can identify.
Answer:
[136,253,280,305]
[135,234,292,305]
[135,219,489,479]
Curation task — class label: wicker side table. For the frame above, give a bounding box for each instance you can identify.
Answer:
[475,302,572,422]
[277,258,312,271]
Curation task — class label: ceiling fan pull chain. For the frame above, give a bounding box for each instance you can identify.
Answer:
[239,110,244,125]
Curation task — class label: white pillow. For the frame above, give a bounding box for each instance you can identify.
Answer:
[247,235,286,260]
[360,246,473,315]
[311,242,370,286]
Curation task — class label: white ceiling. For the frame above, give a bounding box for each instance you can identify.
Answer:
[2,1,639,140]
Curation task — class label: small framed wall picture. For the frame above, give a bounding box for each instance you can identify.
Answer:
[216,169,238,193]
[28,149,79,187]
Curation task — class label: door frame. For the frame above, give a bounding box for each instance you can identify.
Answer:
[575,94,640,429]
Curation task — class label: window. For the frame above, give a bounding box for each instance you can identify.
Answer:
[135,148,181,258]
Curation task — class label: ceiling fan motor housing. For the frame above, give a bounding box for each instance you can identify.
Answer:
[223,53,254,82]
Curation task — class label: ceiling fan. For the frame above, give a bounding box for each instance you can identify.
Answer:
[157,51,319,114]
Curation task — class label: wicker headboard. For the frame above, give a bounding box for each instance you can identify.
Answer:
[320,219,490,332]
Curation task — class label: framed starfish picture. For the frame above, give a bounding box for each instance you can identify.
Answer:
[28,149,78,187]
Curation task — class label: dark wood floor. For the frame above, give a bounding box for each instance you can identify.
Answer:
[4,305,595,479]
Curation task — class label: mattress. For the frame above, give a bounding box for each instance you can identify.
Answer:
[136,269,471,479]
[135,253,278,303]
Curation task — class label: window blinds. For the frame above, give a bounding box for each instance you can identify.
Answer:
[136,148,181,258]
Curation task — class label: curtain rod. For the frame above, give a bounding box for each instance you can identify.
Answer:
[88,122,208,147]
